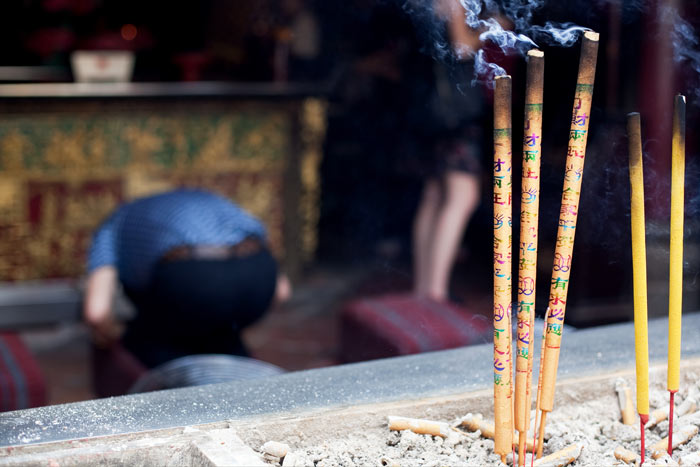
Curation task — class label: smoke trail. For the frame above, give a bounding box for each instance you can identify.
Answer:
[661,6,700,241]
[402,0,592,86]
[530,22,590,47]
[474,11,593,85]
[458,0,543,83]
[403,0,700,93]
[665,6,700,102]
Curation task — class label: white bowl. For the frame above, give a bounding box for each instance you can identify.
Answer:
[70,50,135,83]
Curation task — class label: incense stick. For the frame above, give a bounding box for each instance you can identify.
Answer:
[654,425,698,460]
[532,443,582,467]
[533,307,550,462]
[493,74,514,464]
[627,111,649,464]
[668,93,686,455]
[614,380,636,425]
[516,48,544,467]
[387,416,455,438]
[537,30,599,449]
[461,414,536,451]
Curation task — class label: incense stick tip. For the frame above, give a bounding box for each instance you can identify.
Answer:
[583,30,599,41]
[495,74,511,81]
[627,111,640,118]
[527,49,544,58]
[639,413,649,425]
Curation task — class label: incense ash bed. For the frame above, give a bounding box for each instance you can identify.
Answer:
[244,361,700,466]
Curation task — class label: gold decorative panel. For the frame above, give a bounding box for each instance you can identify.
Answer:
[0,98,325,281]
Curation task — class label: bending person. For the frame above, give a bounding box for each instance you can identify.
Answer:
[83,188,291,369]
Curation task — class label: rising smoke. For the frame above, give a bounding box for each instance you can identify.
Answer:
[402,0,700,98]
[666,5,700,102]
[401,0,593,85]
[461,0,592,83]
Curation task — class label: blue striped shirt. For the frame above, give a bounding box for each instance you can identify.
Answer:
[87,189,266,290]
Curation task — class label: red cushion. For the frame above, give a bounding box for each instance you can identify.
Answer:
[340,293,491,362]
[0,333,46,411]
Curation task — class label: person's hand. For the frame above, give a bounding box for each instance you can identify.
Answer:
[86,314,124,348]
[274,274,292,305]
[83,265,120,348]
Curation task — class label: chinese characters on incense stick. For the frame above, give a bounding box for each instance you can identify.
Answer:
[492,31,599,465]
[536,33,599,457]
[515,48,544,467]
[493,74,514,464]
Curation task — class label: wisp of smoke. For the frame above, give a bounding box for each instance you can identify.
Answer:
[530,22,590,47]
[474,49,506,82]
[665,6,700,101]
[404,0,700,93]
[478,17,537,52]
[402,0,591,86]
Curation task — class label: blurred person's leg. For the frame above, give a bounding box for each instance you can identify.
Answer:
[413,178,442,296]
[424,170,480,301]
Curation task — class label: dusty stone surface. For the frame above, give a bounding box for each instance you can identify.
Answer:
[6,314,700,454]
[0,425,267,467]
[254,370,700,467]
[1,363,699,466]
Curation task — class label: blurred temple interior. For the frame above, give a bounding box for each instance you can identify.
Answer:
[0,0,698,409]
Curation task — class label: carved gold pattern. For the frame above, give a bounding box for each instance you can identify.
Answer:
[299,98,327,262]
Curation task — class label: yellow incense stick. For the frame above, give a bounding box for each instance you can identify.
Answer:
[668,94,685,393]
[493,74,514,461]
[628,112,649,417]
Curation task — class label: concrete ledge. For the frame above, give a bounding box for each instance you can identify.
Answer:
[1,312,699,449]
